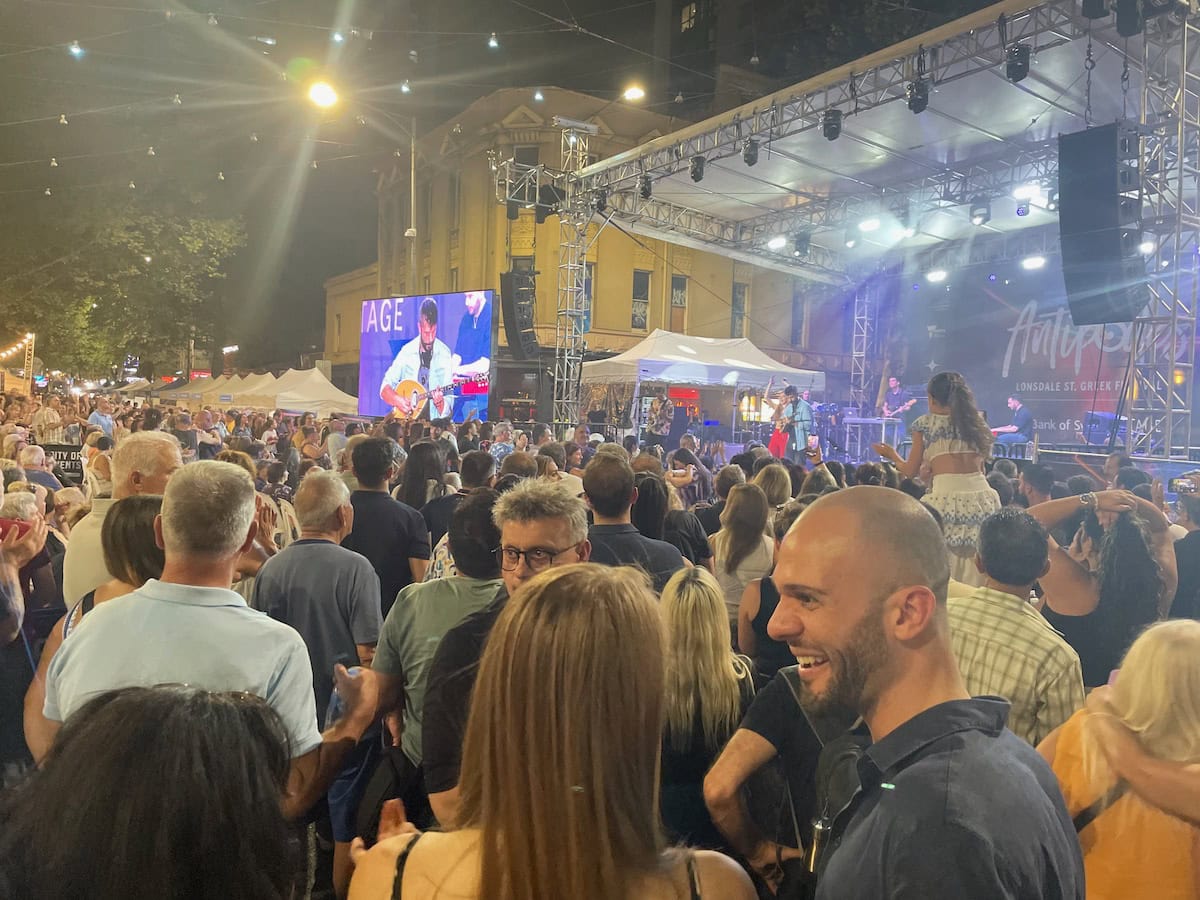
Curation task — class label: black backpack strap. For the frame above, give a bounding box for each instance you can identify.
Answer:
[392,833,423,900]
[1074,781,1129,833]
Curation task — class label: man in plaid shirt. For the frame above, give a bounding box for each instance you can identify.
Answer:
[948,508,1084,745]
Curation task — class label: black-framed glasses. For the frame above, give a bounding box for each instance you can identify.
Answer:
[494,544,574,572]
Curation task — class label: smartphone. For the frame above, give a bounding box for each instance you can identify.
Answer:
[0,518,32,539]
[1170,477,1197,494]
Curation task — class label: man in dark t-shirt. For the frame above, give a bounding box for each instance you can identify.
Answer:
[419,451,496,548]
[1171,490,1200,618]
[995,393,1034,446]
[340,438,431,616]
[697,465,746,536]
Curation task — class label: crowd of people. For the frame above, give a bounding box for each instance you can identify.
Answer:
[0,372,1198,900]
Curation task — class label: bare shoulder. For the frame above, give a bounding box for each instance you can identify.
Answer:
[692,850,757,898]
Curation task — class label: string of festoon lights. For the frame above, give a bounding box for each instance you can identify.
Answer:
[0,333,35,361]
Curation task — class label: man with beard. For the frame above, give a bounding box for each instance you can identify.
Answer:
[767,486,1084,899]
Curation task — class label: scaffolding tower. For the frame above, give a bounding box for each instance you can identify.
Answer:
[554,122,592,431]
[849,284,876,413]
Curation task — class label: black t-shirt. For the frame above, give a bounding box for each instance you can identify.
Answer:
[1042,604,1141,688]
[0,638,33,769]
[752,576,797,677]
[587,524,686,593]
[664,509,712,566]
[420,492,464,549]
[453,310,491,369]
[422,589,507,795]
[1011,405,1034,440]
[695,500,725,537]
[342,491,431,617]
[1171,530,1200,619]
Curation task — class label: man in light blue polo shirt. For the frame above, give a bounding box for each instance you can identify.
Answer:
[43,460,379,819]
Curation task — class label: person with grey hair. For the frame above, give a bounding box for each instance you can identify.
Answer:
[421,478,591,827]
[43,461,379,822]
[17,445,63,493]
[61,430,182,605]
[487,420,515,465]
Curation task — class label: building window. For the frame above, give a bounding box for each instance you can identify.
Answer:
[450,267,459,291]
[670,274,688,332]
[514,145,540,167]
[681,1,697,31]
[582,262,595,333]
[632,269,651,331]
[731,281,748,337]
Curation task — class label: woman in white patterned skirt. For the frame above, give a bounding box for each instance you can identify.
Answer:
[873,371,1000,586]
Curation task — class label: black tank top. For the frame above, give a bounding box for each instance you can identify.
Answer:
[753,575,798,677]
[391,834,704,899]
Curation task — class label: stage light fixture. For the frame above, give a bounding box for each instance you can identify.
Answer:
[533,88,544,102]
[1139,239,1156,254]
[639,174,652,200]
[623,84,646,102]
[822,108,843,141]
[926,269,948,283]
[488,32,499,49]
[1082,0,1108,18]
[969,196,991,226]
[68,40,83,58]
[792,233,811,258]
[689,155,705,182]
[594,188,608,214]
[1021,255,1047,270]
[844,231,858,249]
[906,78,929,114]
[1016,202,1030,217]
[400,80,412,93]
[742,138,759,167]
[331,31,345,43]
[898,224,916,239]
[308,81,338,108]
[858,217,881,233]
[767,235,787,251]
[1012,183,1041,200]
[1006,43,1031,83]
[1115,0,1143,36]
[1045,189,1059,211]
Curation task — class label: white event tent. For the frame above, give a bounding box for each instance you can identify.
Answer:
[581,329,824,392]
[272,369,359,417]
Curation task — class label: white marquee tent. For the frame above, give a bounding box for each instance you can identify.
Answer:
[272,368,359,417]
[581,329,825,392]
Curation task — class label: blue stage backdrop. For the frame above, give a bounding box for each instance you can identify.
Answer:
[357,291,494,421]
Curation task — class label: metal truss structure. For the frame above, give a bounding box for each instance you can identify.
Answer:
[555,126,592,431]
[850,284,876,411]
[1129,14,1199,457]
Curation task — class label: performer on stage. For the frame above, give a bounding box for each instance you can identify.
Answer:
[765,382,814,463]
[880,375,917,447]
[992,392,1034,446]
[380,297,454,418]
[450,290,491,421]
[872,371,1000,587]
[644,388,674,450]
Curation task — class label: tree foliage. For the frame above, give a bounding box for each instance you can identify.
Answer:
[0,189,245,376]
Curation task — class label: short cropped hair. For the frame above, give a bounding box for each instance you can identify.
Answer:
[1021,463,1055,497]
[499,452,537,479]
[714,464,745,499]
[493,477,588,545]
[111,431,180,489]
[448,489,502,579]
[978,508,1050,586]
[460,450,497,488]
[539,442,567,470]
[161,461,255,558]
[583,454,635,518]
[294,470,350,532]
[351,438,395,488]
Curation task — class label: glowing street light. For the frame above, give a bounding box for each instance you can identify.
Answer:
[308,81,338,108]
[622,84,646,101]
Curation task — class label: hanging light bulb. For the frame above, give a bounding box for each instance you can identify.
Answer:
[355,114,366,125]
[311,159,319,169]
[44,188,52,196]
[533,88,544,102]
[58,114,68,125]
[488,32,499,49]
[394,148,403,157]
[332,31,344,43]
[217,171,225,181]
[675,92,684,104]
[128,180,136,189]
[49,158,58,167]
[172,94,182,105]
[250,132,259,142]
[147,146,156,156]
[208,13,218,25]
[749,52,760,65]
[400,80,412,94]
[68,40,83,58]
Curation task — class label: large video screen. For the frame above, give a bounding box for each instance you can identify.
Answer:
[358,291,494,421]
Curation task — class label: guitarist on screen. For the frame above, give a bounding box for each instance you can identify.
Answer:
[380,296,454,418]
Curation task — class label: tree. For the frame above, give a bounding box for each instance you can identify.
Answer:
[0,189,245,376]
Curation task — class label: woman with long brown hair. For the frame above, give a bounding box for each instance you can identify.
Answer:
[349,564,755,900]
[873,370,1000,585]
[710,483,773,638]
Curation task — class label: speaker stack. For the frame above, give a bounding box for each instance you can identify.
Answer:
[499,270,540,360]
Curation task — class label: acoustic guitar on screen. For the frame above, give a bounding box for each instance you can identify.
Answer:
[390,374,490,420]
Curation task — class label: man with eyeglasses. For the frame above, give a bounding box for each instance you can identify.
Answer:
[421,478,591,827]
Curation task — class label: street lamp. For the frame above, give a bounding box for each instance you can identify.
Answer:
[308,81,338,108]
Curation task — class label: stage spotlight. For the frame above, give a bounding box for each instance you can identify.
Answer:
[533,88,544,102]
[639,174,652,200]
[988,273,998,282]
[792,233,811,258]
[506,200,519,221]
[1012,183,1041,200]
[1115,0,1143,36]
[1082,0,1108,17]
[593,188,608,214]
[307,81,338,108]
[906,78,929,114]
[822,108,843,141]
[926,269,948,283]
[1006,44,1031,83]
[1139,239,1156,254]
[844,231,858,249]
[970,196,991,226]
[767,235,787,251]
[488,32,499,49]
[898,224,916,239]
[622,84,646,102]
[1045,189,1059,211]
[68,40,84,58]
[742,138,759,167]
[1021,255,1047,270]
[1016,202,1030,217]
[858,217,881,232]
[400,80,412,93]
[689,155,705,182]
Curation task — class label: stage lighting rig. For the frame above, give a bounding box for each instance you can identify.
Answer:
[767,235,787,251]
[1006,44,1031,83]
[822,108,843,141]
[742,138,759,166]
[906,78,929,114]
[639,174,652,200]
[970,196,991,226]
[689,156,705,182]
[792,233,811,258]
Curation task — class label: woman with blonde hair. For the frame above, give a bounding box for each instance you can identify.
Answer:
[710,483,774,639]
[1038,620,1200,898]
[872,370,1000,585]
[660,567,755,850]
[349,564,755,900]
[752,463,792,509]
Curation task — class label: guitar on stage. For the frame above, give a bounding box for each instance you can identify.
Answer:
[389,373,490,421]
[881,397,916,419]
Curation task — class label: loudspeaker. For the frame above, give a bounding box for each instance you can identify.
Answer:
[499,271,539,360]
[1058,122,1149,325]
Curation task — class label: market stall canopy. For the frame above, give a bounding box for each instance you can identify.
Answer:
[153,375,212,399]
[232,372,279,408]
[581,329,824,391]
[273,368,359,418]
[201,374,244,406]
[115,379,151,393]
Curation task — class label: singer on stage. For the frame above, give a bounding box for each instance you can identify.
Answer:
[880,375,916,447]
[765,382,813,463]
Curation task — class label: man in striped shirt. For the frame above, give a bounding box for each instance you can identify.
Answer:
[948,508,1084,745]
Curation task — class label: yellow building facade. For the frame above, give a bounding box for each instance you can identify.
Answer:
[323,88,850,400]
